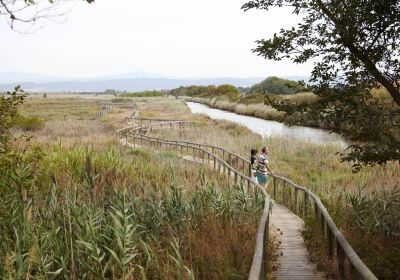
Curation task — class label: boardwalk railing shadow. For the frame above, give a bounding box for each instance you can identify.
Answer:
[116,103,378,280]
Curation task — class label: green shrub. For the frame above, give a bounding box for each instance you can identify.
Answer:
[13,114,45,131]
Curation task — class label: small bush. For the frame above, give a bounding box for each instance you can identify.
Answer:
[13,114,45,131]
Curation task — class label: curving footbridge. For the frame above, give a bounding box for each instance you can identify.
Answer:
[115,103,378,280]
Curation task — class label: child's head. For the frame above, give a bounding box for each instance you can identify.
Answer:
[262,147,269,154]
[251,149,258,156]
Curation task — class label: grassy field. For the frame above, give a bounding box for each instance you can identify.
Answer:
[1,95,264,279]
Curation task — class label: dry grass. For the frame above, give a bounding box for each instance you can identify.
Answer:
[15,97,133,149]
[284,91,317,104]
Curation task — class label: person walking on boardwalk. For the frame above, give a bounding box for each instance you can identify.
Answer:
[250,148,258,182]
[256,147,273,188]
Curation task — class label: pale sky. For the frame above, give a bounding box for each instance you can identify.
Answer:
[0,0,313,78]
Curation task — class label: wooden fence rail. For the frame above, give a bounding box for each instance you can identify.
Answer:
[116,103,378,280]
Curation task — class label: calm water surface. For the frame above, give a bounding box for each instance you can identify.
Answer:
[186,102,347,147]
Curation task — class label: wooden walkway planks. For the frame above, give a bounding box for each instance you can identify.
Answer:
[269,203,326,280]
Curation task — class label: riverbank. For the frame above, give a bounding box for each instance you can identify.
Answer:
[186,101,347,147]
[185,96,286,123]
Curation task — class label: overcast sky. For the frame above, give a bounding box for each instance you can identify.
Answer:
[0,0,313,78]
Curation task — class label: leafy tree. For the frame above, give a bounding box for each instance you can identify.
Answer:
[250,76,306,95]
[0,86,25,155]
[243,0,400,168]
[242,0,400,106]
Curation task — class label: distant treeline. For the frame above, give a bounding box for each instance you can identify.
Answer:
[120,91,167,98]
[170,76,306,98]
[107,76,305,100]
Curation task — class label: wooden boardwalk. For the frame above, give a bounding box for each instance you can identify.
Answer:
[122,139,326,279]
[269,203,326,280]
[118,109,377,280]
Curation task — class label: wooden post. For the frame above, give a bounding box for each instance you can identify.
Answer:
[327,226,333,259]
[350,263,360,280]
[234,171,238,186]
[336,241,345,280]
[304,192,309,217]
[294,188,299,214]
[283,181,286,203]
[202,150,205,165]
[273,177,277,198]
[314,201,318,217]
[223,160,226,175]
[247,162,251,191]
[320,211,325,236]
[213,156,216,171]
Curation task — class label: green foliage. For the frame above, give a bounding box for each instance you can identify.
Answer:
[0,86,25,154]
[250,76,306,95]
[12,114,45,131]
[243,0,400,105]
[111,97,130,103]
[170,84,240,101]
[265,85,400,170]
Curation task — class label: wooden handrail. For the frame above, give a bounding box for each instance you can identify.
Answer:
[116,103,378,280]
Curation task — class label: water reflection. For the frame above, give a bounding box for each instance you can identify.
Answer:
[186,102,347,147]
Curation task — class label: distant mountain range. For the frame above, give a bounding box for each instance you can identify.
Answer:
[0,71,309,92]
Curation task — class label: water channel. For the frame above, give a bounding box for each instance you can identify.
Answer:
[186,102,347,147]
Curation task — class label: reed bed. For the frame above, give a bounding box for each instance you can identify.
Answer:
[0,146,263,279]
[1,96,264,279]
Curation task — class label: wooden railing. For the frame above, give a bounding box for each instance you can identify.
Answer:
[116,104,378,280]
[95,104,113,119]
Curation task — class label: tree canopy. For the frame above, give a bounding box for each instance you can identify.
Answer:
[243,0,400,169]
[242,0,400,106]
[250,76,306,95]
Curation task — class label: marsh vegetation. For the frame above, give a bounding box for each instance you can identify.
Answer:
[1,94,264,279]
[1,94,398,279]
